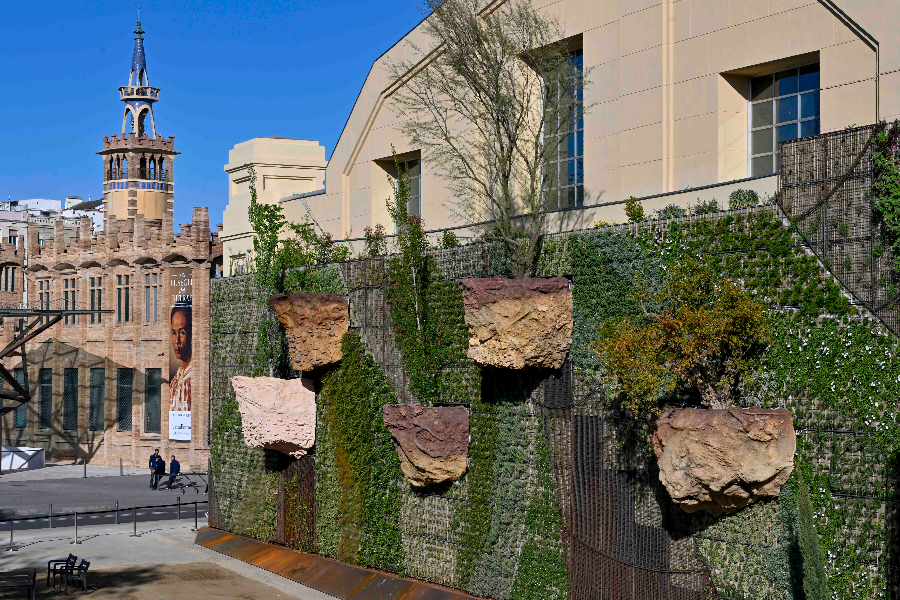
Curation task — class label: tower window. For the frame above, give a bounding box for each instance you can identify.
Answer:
[117,274,130,323]
[63,277,77,324]
[90,276,103,324]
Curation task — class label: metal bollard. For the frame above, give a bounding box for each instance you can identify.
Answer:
[177,496,181,520]
[72,512,81,545]
[83,461,87,478]
[5,519,17,552]
[191,501,198,532]
[120,458,123,476]
[49,504,53,529]
[130,507,140,537]
[115,501,119,525]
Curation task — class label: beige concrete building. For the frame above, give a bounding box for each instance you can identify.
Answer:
[221,138,326,275]
[223,0,897,242]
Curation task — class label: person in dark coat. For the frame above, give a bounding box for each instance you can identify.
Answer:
[149,449,161,489]
[166,455,181,490]
[153,455,166,489]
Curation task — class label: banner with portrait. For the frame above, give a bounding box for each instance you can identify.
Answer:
[168,268,193,441]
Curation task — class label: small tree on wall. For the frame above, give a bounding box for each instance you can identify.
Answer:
[594,261,770,417]
[388,0,587,278]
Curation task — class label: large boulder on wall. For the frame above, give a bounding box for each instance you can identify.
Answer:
[650,406,796,515]
[382,403,469,488]
[458,277,573,369]
[231,376,316,458]
[268,292,348,372]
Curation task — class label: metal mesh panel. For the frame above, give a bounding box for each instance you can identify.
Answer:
[779,122,900,334]
[13,368,26,428]
[144,368,161,433]
[38,368,52,429]
[116,368,133,432]
[63,368,78,431]
[89,368,105,432]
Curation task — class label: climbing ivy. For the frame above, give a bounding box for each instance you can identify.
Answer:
[316,332,405,574]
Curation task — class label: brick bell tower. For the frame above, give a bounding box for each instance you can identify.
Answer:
[98,16,178,221]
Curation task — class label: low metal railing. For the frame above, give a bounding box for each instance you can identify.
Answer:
[1,499,208,551]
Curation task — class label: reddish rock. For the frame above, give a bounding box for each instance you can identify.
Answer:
[457,277,572,369]
[650,406,796,515]
[232,376,316,458]
[382,404,469,487]
[268,292,348,371]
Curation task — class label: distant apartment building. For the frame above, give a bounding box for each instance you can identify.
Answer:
[0,20,221,470]
[221,0,895,244]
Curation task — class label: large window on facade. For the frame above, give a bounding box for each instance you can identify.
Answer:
[117,275,130,323]
[63,368,78,431]
[144,273,160,323]
[38,368,52,430]
[750,63,820,177]
[38,279,50,312]
[116,368,133,431]
[13,368,26,428]
[397,160,421,219]
[2,265,16,291]
[144,368,162,434]
[63,277,77,324]
[90,277,103,324]
[545,49,584,209]
[89,368,105,431]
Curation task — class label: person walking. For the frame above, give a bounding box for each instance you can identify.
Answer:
[153,454,166,490]
[149,449,161,489]
[165,455,180,490]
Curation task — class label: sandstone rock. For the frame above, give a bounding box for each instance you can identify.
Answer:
[268,292,348,371]
[650,406,796,515]
[232,376,316,458]
[458,277,572,369]
[382,404,469,487]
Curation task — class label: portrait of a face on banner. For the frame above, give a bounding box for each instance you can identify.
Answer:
[169,268,193,441]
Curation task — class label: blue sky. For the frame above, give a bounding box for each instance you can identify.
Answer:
[0,0,423,227]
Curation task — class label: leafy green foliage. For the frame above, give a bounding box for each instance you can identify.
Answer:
[440,229,460,248]
[873,129,900,270]
[247,166,349,375]
[690,198,721,215]
[729,189,761,209]
[654,203,688,219]
[624,196,645,222]
[317,332,405,574]
[595,260,770,414]
[363,224,388,257]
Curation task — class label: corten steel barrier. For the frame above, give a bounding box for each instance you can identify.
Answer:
[778,121,900,335]
[1,500,208,550]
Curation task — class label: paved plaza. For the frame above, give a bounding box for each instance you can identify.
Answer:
[0,520,336,599]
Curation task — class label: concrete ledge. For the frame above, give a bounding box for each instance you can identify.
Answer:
[195,527,478,599]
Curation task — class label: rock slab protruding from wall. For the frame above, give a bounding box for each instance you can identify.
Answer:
[268,292,348,371]
[382,404,469,487]
[650,406,796,515]
[232,376,316,458]
[458,277,572,369]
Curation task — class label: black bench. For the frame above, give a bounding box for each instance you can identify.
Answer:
[0,568,36,600]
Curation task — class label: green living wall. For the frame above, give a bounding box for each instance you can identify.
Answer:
[210,207,898,600]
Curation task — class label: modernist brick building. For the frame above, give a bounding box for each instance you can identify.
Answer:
[0,20,222,470]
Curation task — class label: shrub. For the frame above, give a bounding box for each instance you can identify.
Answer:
[624,196,645,222]
[690,198,721,215]
[654,204,688,219]
[440,229,460,248]
[729,189,760,209]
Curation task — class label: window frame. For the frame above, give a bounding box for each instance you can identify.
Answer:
[63,368,78,431]
[38,368,52,430]
[748,62,821,177]
[89,368,105,431]
[543,48,585,210]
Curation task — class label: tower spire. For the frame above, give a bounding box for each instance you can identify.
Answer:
[118,16,158,138]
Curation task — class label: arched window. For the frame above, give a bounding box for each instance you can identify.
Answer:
[115,157,121,179]
[140,155,147,178]
[122,157,128,179]
[108,158,114,180]
[159,158,166,181]
[137,110,147,137]
[149,158,156,179]
[125,110,134,134]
